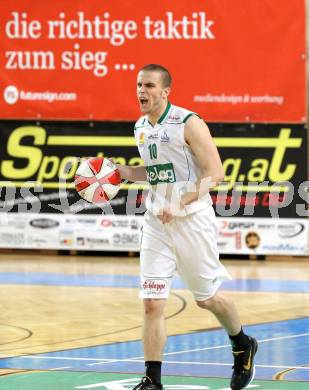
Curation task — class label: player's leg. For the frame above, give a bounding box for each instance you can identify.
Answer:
[134,211,177,390]
[197,294,258,390]
[196,292,241,334]
[143,298,167,361]
[140,298,167,389]
[173,207,258,390]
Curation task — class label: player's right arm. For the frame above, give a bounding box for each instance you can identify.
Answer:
[117,165,147,182]
[118,118,148,182]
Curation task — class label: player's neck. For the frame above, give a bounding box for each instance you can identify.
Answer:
[147,101,169,127]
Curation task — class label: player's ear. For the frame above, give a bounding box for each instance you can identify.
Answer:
[164,87,171,98]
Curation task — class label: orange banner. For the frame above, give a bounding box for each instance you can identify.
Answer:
[0,0,306,122]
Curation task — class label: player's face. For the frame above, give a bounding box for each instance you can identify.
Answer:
[137,70,170,115]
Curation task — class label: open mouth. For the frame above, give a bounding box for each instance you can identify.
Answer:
[139,98,149,106]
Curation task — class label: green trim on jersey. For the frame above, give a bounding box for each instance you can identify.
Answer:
[134,123,149,130]
[183,113,194,123]
[158,101,172,124]
[134,117,148,130]
[183,112,201,123]
[182,146,191,182]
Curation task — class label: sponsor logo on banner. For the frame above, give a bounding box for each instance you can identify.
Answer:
[101,218,140,229]
[130,219,140,230]
[3,85,76,104]
[221,221,255,230]
[3,85,19,105]
[146,163,176,185]
[86,238,109,245]
[142,279,167,295]
[76,237,86,246]
[0,232,25,246]
[27,236,50,245]
[277,223,305,238]
[0,215,27,228]
[261,243,306,252]
[245,231,261,250]
[257,223,275,229]
[65,217,97,226]
[218,217,308,255]
[59,230,74,246]
[77,237,110,247]
[113,233,139,246]
[214,128,303,194]
[219,231,242,250]
[217,241,228,248]
[29,218,59,229]
[100,219,113,227]
[101,219,128,228]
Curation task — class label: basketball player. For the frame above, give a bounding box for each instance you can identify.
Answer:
[117,64,258,390]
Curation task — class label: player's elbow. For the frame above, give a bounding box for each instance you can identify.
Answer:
[217,168,225,183]
[212,168,225,185]
[201,167,224,188]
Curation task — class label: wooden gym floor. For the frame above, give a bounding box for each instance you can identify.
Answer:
[0,252,308,389]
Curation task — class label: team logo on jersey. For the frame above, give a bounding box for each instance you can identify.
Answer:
[160,130,169,143]
[148,133,159,139]
[146,163,176,185]
[167,114,180,121]
[138,132,145,146]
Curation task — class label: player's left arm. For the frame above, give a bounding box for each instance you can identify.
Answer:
[181,114,224,207]
[158,115,224,224]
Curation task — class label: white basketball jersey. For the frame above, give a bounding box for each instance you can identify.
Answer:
[134,102,212,215]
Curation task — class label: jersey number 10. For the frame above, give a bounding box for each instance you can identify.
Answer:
[148,143,158,160]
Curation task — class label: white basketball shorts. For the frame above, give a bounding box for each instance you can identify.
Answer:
[139,206,231,301]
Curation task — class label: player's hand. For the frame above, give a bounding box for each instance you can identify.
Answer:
[108,157,117,166]
[108,157,124,179]
[157,208,174,224]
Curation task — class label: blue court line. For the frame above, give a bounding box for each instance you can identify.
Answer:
[0,272,308,292]
[1,318,309,381]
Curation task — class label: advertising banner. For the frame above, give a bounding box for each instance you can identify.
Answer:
[0,0,306,123]
[0,121,307,217]
[0,120,307,253]
[0,212,306,254]
[218,217,308,255]
[0,213,142,251]
[211,123,308,219]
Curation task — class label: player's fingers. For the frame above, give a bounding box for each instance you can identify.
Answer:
[162,210,173,224]
[157,211,164,223]
[158,210,166,224]
[165,213,173,223]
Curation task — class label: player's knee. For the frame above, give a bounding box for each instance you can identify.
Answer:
[196,295,218,311]
[144,298,165,317]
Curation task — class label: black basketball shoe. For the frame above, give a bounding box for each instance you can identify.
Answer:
[132,376,163,390]
[230,337,258,390]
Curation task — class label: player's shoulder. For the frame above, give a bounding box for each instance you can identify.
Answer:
[134,115,149,132]
[165,104,200,125]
